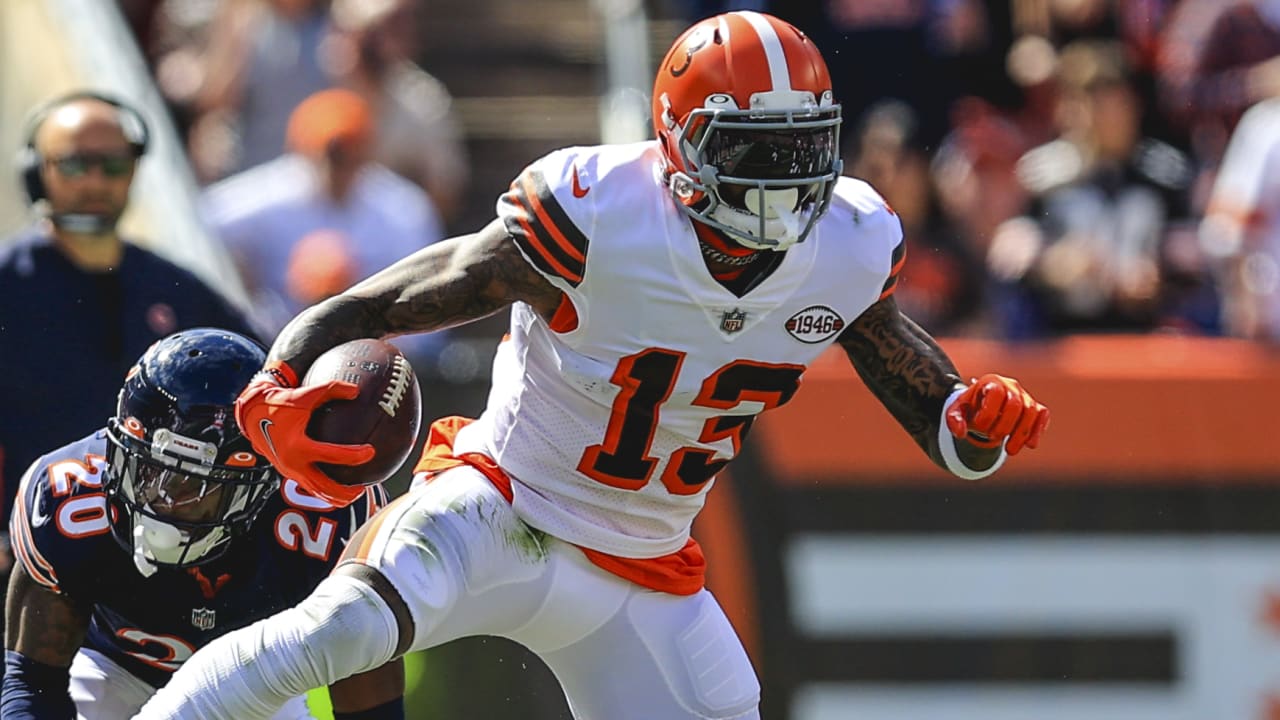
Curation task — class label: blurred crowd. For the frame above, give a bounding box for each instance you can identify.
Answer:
[695,0,1280,342]
[111,0,1280,344]
[113,0,469,378]
[7,2,1274,717]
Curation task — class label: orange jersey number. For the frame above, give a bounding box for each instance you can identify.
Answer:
[577,348,804,493]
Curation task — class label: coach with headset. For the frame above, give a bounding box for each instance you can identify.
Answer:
[0,90,256,540]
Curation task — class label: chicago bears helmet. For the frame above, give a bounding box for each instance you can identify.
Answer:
[105,328,279,574]
[652,11,842,251]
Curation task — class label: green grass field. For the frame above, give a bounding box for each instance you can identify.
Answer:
[305,652,433,719]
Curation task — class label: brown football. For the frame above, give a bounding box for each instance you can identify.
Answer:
[303,338,422,489]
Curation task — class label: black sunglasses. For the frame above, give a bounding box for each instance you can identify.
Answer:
[47,152,136,178]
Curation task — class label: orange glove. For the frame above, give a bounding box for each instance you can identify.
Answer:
[234,360,375,494]
[945,374,1049,456]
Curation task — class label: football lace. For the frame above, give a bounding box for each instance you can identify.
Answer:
[378,355,412,417]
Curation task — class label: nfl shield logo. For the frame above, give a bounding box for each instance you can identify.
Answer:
[191,607,216,631]
[720,308,746,333]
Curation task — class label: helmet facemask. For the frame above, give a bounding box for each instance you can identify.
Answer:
[667,93,842,251]
[103,329,279,575]
[106,421,278,575]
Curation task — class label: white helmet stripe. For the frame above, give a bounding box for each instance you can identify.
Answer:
[738,11,792,92]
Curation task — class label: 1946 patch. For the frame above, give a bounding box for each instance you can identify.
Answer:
[784,305,844,343]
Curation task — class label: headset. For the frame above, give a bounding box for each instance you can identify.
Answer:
[15,90,150,205]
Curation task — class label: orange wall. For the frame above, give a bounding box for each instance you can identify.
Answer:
[752,335,1280,484]
[698,336,1280,670]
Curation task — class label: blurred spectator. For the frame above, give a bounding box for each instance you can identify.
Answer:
[200,88,447,369]
[185,0,332,181]
[987,40,1199,338]
[1201,97,1280,341]
[0,91,256,529]
[1153,0,1229,145]
[926,98,1032,337]
[776,0,1004,153]
[284,228,359,305]
[1004,33,1062,148]
[144,0,224,140]
[115,0,166,61]
[1012,0,1118,44]
[675,0,767,22]
[931,98,1032,257]
[848,101,986,334]
[325,0,470,224]
[1012,0,1177,141]
[1157,0,1280,192]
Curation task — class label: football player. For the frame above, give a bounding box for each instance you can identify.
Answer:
[1,329,387,720]
[135,12,1050,720]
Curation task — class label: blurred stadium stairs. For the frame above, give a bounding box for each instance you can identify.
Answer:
[418,0,685,233]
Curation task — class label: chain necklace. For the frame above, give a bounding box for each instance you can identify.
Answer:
[699,240,760,266]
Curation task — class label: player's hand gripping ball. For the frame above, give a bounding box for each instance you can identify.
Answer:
[945,373,1049,455]
[303,339,423,495]
[235,340,421,506]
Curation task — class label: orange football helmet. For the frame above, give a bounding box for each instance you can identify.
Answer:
[652,11,842,251]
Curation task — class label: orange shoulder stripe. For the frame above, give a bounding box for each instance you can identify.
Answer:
[519,173,587,264]
[11,500,59,591]
[498,169,589,286]
[879,240,906,299]
[508,205,583,284]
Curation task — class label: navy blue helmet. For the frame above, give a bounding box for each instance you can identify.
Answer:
[104,328,279,571]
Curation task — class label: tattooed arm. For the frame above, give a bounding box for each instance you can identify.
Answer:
[837,296,1004,472]
[267,218,562,373]
[233,218,567,500]
[2,562,89,718]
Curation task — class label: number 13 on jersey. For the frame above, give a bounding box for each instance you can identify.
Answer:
[577,348,804,494]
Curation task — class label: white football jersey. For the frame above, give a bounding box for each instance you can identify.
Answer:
[453,140,903,558]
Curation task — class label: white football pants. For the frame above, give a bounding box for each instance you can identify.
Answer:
[359,465,762,719]
[68,647,313,720]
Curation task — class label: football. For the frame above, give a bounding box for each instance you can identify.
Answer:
[303,338,423,489]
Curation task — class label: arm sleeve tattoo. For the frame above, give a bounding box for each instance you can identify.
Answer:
[837,296,1000,471]
[268,219,562,374]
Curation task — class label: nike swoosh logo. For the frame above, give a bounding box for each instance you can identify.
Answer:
[29,497,49,527]
[571,165,590,198]
[259,419,280,461]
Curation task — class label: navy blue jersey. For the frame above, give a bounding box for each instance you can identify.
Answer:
[0,231,258,519]
[8,430,385,688]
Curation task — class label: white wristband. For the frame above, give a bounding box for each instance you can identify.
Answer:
[938,387,1008,481]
